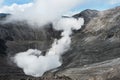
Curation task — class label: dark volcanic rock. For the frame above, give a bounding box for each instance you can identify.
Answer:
[0,13,10,20]
[56,58,120,80]
[73,9,99,24]
[52,7,120,80]
[73,9,99,31]
[0,6,120,80]
[0,39,7,56]
[62,6,120,68]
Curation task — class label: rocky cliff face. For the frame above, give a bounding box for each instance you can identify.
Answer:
[0,6,120,80]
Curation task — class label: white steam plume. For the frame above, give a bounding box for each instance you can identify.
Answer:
[14,17,84,77]
[1,0,85,77]
[0,0,83,26]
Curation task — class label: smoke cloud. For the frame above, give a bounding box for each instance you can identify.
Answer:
[0,0,85,77]
[0,0,83,26]
[14,17,84,77]
[14,49,61,77]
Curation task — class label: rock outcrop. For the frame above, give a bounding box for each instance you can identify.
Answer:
[0,6,120,80]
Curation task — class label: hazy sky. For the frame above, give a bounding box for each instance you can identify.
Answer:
[0,0,120,16]
[3,0,33,5]
[2,0,120,11]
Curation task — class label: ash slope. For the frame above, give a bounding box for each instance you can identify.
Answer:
[0,6,120,80]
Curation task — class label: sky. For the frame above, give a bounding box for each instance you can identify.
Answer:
[3,0,33,5]
[2,0,120,10]
[0,0,120,15]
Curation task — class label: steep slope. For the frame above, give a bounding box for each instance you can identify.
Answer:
[62,6,120,68]
[0,6,120,80]
[43,6,120,80]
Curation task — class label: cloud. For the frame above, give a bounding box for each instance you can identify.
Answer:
[109,0,120,5]
[0,0,83,26]
[0,3,33,13]
[0,0,4,7]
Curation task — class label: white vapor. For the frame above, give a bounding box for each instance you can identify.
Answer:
[14,17,84,77]
[0,3,33,13]
[0,0,4,7]
[14,49,61,77]
[109,0,120,5]
[1,0,85,77]
[0,0,83,26]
